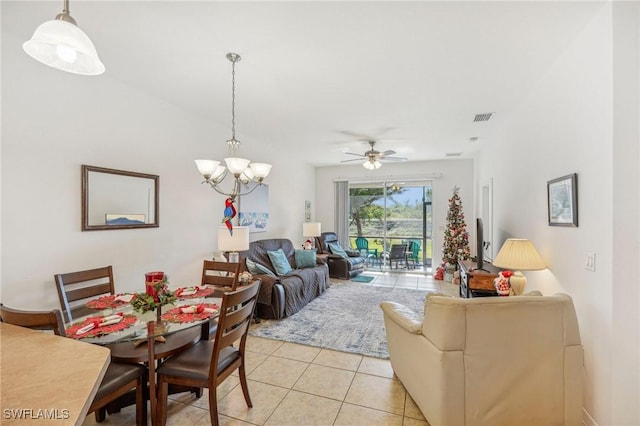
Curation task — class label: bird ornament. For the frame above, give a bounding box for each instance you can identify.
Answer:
[222,197,237,235]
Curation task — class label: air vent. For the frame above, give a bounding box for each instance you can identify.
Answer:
[446,152,462,157]
[473,113,493,122]
[469,137,479,143]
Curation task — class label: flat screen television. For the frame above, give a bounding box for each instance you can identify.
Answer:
[474,218,488,271]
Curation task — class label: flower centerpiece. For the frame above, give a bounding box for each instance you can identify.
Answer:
[131,272,176,322]
[238,271,253,284]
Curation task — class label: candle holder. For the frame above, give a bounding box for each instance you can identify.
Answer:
[131,272,176,327]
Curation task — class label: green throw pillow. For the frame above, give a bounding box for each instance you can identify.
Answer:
[246,258,276,277]
[295,249,317,268]
[328,243,349,259]
[267,249,292,276]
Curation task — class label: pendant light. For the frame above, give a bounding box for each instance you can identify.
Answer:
[23,0,105,76]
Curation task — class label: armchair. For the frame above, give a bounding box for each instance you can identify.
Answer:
[381,293,583,425]
[316,232,365,279]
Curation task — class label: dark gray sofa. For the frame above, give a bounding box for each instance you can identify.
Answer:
[241,238,330,320]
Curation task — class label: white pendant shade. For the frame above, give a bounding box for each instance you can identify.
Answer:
[194,159,220,176]
[23,19,105,76]
[225,157,251,175]
[249,163,272,178]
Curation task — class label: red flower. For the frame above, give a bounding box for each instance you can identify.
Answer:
[502,270,514,278]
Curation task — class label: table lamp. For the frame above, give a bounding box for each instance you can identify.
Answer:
[492,238,546,295]
[302,222,321,250]
[217,226,249,263]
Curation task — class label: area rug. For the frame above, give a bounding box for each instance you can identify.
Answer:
[351,275,375,283]
[249,282,428,358]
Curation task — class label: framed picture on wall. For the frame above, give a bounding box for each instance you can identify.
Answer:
[547,173,578,227]
[238,184,269,233]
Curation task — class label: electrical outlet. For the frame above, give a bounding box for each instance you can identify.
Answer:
[584,252,596,272]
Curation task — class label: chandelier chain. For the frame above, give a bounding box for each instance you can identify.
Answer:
[231,58,236,142]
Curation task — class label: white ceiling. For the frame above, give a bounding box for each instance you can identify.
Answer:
[3,1,605,167]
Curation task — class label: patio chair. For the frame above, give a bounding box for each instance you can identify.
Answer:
[355,237,378,266]
[407,240,421,269]
[388,243,408,269]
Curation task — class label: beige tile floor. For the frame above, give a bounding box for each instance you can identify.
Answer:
[83,277,457,425]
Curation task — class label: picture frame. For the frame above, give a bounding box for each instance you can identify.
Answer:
[547,173,578,227]
[238,184,269,233]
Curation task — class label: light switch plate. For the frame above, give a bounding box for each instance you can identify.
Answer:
[584,252,596,272]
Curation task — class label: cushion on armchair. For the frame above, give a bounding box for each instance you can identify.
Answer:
[328,243,349,258]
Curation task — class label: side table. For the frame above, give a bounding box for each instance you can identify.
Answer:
[458,260,500,298]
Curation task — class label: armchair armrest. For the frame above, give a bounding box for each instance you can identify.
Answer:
[345,250,361,257]
[380,301,423,334]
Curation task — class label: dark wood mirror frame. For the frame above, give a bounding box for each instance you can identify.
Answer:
[82,165,160,231]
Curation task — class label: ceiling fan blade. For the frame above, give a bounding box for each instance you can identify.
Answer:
[381,156,408,162]
[344,152,366,157]
[341,158,365,163]
[380,150,396,156]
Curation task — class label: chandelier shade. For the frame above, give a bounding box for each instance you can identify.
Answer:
[195,52,271,201]
[23,1,104,76]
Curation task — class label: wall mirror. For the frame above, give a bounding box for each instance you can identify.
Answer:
[82,165,159,231]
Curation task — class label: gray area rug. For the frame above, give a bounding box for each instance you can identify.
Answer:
[249,282,428,358]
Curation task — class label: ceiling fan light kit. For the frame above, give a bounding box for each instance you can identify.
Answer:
[341,140,408,170]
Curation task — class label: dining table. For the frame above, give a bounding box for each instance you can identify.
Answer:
[66,286,222,425]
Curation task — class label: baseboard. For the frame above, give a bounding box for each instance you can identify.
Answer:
[583,408,598,426]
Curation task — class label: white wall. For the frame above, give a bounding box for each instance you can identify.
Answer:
[475,4,639,424]
[315,159,475,267]
[0,26,315,310]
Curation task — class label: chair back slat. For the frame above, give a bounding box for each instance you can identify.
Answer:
[54,266,115,323]
[201,260,241,293]
[0,304,66,336]
[209,281,260,376]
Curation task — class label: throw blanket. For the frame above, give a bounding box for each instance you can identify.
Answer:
[280,265,329,317]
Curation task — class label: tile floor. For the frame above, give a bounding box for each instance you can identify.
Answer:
[83,275,458,425]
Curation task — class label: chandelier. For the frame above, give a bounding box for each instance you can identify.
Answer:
[195,53,272,202]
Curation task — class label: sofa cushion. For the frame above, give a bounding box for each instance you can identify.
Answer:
[268,249,293,275]
[328,243,348,258]
[246,258,276,277]
[295,249,317,268]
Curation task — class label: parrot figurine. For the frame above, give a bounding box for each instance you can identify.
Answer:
[222,197,237,235]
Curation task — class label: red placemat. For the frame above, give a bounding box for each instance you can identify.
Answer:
[162,303,219,323]
[175,286,214,299]
[66,314,138,339]
[86,294,135,310]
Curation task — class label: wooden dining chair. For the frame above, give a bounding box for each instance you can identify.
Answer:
[54,265,115,323]
[0,303,147,425]
[156,281,261,426]
[201,260,242,296]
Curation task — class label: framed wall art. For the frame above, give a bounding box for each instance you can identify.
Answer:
[238,184,269,233]
[547,173,578,227]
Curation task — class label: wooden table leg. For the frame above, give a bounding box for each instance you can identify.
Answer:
[146,322,157,425]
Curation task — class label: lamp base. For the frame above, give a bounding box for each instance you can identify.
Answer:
[509,271,527,295]
[228,252,240,263]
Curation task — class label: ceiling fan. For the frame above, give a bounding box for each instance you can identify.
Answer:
[341,140,408,170]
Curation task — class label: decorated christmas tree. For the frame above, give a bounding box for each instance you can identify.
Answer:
[440,186,471,272]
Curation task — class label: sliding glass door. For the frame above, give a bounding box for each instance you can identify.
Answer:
[348,180,433,273]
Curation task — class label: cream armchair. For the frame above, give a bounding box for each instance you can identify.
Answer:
[381,293,583,426]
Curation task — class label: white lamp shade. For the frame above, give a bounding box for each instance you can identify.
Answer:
[363,159,382,170]
[194,159,220,176]
[211,165,227,180]
[218,226,250,252]
[493,239,546,270]
[23,19,105,76]
[303,222,322,237]
[249,163,272,178]
[225,157,251,175]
